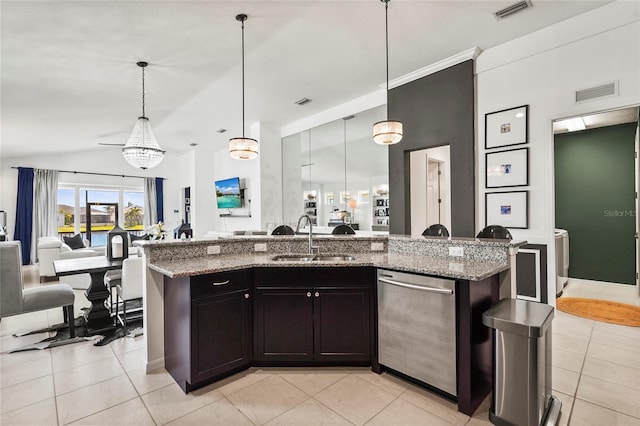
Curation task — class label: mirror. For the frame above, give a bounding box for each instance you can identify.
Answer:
[282,106,388,233]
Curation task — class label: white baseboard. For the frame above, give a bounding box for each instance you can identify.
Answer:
[146,357,165,373]
[567,277,636,288]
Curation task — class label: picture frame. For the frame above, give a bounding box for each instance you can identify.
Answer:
[485,105,528,149]
[485,147,528,188]
[485,191,528,229]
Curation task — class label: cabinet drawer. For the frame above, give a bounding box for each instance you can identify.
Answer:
[254,267,373,288]
[191,269,251,299]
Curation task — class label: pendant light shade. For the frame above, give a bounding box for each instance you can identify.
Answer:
[229,136,259,160]
[373,0,403,146]
[373,120,403,145]
[229,14,259,160]
[122,61,165,169]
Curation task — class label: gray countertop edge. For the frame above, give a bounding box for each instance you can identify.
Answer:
[149,253,509,282]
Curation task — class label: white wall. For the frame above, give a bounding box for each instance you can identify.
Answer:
[476,1,640,304]
[0,148,182,242]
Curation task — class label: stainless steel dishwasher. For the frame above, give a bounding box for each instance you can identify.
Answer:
[377,269,457,396]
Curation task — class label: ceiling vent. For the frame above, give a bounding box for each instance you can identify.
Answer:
[575,81,618,103]
[494,1,531,19]
[216,128,227,133]
[295,97,311,106]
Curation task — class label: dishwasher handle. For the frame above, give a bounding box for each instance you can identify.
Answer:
[378,277,454,295]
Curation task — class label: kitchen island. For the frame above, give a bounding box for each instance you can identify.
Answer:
[141,234,523,416]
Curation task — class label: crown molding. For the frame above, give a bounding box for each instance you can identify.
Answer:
[383,47,482,90]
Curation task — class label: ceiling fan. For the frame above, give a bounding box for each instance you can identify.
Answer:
[98,142,125,147]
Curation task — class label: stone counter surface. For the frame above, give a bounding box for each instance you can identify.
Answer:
[145,234,520,281]
[148,251,509,282]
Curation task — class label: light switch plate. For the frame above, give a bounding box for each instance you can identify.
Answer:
[371,242,384,251]
[254,243,267,252]
[207,245,221,255]
[449,246,464,257]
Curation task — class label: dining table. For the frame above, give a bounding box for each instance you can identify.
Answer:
[53,255,130,335]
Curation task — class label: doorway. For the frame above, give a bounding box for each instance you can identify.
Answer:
[409,145,451,238]
[553,106,639,296]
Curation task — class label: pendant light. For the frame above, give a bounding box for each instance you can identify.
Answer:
[373,0,403,145]
[229,14,259,160]
[122,61,165,169]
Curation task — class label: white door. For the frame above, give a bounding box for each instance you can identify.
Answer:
[426,158,443,226]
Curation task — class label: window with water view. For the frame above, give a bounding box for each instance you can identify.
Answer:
[57,187,145,247]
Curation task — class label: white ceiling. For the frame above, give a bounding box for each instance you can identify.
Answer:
[1,0,615,160]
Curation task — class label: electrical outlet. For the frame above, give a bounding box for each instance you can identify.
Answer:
[371,242,384,251]
[449,246,464,257]
[207,245,221,255]
[254,243,267,252]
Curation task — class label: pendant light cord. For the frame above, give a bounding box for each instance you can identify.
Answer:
[241,17,246,138]
[141,65,146,118]
[385,0,390,119]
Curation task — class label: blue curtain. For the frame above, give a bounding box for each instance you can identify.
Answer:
[155,177,164,223]
[14,167,34,264]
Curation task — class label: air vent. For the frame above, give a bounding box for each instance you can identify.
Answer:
[295,97,311,105]
[216,128,227,133]
[575,81,618,103]
[342,115,355,121]
[494,0,531,19]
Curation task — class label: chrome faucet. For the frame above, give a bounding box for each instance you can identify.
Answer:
[295,214,319,254]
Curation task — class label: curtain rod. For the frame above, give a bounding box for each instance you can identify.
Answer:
[11,166,166,180]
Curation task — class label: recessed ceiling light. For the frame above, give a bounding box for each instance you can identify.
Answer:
[564,117,586,132]
[295,98,311,106]
[217,129,227,133]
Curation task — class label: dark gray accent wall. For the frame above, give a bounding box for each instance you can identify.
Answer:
[388,60,475,237]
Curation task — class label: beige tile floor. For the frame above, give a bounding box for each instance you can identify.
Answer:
[1,268,639,425]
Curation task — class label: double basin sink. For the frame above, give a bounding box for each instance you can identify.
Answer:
[272,254,356,262]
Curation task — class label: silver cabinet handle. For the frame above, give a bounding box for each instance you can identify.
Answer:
[244,293,250,299]
[212,280,230,286]
[379,278,453,295]
[315,291,319,297]
[306,292,312,297]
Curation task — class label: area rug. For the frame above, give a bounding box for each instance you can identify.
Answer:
[556,297,640,327]
[5,316,143,353]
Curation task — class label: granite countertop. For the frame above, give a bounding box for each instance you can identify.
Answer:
[149,251,509,282]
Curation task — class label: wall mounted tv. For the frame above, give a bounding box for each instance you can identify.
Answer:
[215,177,242,209]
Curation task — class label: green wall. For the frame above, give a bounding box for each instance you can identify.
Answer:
[555,123,637,285]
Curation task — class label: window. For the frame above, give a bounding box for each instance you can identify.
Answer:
[57,185,144,247]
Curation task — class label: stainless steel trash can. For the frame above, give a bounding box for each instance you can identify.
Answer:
[482,298,562,426]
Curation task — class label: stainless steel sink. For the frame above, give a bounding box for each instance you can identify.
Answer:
[271,254,315,262]
[271,254,355,262]
[313,255,356,262]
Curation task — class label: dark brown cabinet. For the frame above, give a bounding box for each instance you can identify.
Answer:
[254,267,373,365]
[164,269,252,392]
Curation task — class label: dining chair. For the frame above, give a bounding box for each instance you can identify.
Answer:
[114,256,144,334]
[1,241,76,337]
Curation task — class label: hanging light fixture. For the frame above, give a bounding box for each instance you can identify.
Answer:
[229,14,259,160]
[122,61,165,169]
[373,0,403,145]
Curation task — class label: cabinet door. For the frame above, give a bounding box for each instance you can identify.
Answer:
[191,288,251,384]
[314,287,370,362]
[254,288,313,362]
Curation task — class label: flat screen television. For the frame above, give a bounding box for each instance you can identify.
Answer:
[215,177,242,209]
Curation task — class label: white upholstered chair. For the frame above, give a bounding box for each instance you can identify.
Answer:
[1,241,76,337]
[114,256,144,334]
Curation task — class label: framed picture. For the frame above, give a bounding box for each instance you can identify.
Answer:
[485,191,528,229]
[486,147,528,188]
[485,105,528,149]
